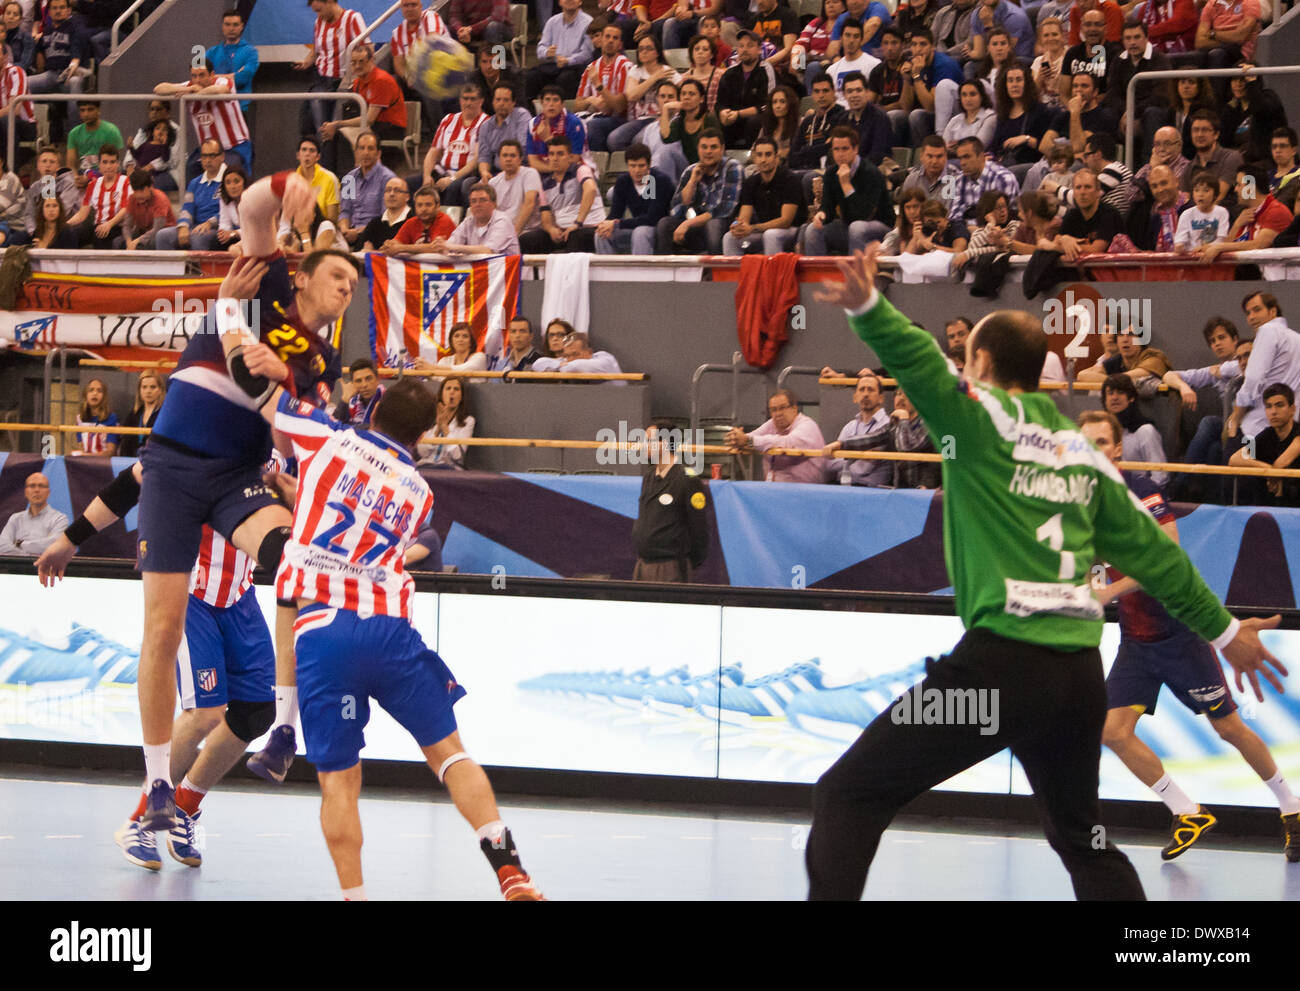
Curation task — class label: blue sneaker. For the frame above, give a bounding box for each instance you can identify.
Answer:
[114,818,162,871]
[246,725,297,783]
[167,808,202,867]
[139,779,176,832]
[785,661,929,741]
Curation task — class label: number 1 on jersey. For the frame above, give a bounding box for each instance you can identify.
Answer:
[1036,513,1076,581]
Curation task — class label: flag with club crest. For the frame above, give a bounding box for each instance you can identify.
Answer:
[365,253,521,368]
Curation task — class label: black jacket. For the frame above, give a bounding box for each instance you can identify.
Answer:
[631,463,710,567]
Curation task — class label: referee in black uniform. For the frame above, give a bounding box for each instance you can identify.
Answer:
[631,421,710,583]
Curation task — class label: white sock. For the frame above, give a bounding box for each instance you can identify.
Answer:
[476,820,507,845]
[143,743,172,787]
[1151,773,1198,815]
[341,885,367,901]
[274,686,299,732]
[179,776,207,796]
[1263,771,1300,815]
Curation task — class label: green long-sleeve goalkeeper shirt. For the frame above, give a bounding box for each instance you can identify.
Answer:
[847,292,1236,651]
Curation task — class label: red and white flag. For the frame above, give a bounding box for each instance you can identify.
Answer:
[366,253,520,367]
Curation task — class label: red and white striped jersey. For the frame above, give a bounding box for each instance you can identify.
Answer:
[189,451,289,607]
[273,394,432,620]
[433,111,486,174]
[603,0,635,15]
[577,54,633,100]
[188,73,250,150]
[391,6,448,60]
[82,173,130,225]
[314,6,366,78]
[0,64,35,124]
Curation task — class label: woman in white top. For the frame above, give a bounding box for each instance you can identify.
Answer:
[609,34,678,152]
[217,165,246,255]
[417,377,476,470]
[1029,17,1067,111]
[434,322,489,378]
[942,81,997,158]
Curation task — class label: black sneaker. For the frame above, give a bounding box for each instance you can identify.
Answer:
[1161,806,1216,861]
[1283,811,1300,863]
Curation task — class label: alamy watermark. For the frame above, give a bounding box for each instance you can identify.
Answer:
[1041,291,1152,357]
[891,687,1000,736]
[595,423,706,474]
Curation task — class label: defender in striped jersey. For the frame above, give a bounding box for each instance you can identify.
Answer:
[219,322,543,898]
[1079,412,1300,864]
[805,249,1287,901]
[114,454,293,872]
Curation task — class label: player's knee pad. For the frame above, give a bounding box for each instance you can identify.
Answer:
[225,699,275,743]
[100,464,142,518]
[436,751,471,784]
[257,526,292,575]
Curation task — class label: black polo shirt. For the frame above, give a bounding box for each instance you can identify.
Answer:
[739,165,806,226]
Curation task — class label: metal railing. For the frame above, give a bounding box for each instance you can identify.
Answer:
[1125,64,1300,168]
[110,0,151,53]
[5,91,367,190]
[342,0,450,84]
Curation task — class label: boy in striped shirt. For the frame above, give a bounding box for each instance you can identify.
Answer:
[66,144,128,248]
[218,299,543,900]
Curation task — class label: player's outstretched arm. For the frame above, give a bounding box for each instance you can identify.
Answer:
[239,172,317,258]
[1221,615,1289,702]
[35,462,143,586]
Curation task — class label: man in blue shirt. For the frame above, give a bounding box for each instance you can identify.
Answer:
[904,28,962,148]
[207,8,259,136]
[156,138,226,251]
[829,0,891,57]
[968,0,1033,63]
[526,0,593,102]
[339,132,397,246]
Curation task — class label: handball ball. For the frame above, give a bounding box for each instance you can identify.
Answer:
[407,34,474,101]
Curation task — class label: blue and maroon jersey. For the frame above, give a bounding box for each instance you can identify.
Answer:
[152,254,342,460]
[1109,472,1186,643]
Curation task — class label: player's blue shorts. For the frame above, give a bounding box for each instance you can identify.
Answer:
[294,605,466,773]
[176,591,275,710]
[137,437,282,573]
[1106,626,1238,719]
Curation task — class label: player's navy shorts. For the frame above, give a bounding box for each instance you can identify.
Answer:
[293,605,466,772]
[137,438,282,574]
[176,591,275,709]
[1106,626,1238,719]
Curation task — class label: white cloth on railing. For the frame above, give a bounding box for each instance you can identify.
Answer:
[894,251,955,283]
[541,253,591,337]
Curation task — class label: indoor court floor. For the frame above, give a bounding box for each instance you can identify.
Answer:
[1,769,1297,900]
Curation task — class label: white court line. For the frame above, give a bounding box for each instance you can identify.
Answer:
[967,839,999,845]
[255,833,292,838]
[44,834,83,839]
[0,835,13,840]
[611,835,646,840]
[750,836,785,842]
[680,836,713,840]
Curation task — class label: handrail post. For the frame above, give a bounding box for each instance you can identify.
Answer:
[110,0,149,53]
[1126,64,1300,168]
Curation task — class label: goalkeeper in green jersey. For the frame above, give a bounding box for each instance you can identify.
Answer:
[805,248,1287,901]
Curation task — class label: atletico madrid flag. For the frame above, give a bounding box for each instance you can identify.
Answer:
[365,253,521,368]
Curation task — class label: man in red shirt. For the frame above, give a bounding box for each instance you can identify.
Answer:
[122,170,176,250]
[1201,164,1293,261]
[383,184,457,253]
[321,44,408,173]
[1197,0,1261,65]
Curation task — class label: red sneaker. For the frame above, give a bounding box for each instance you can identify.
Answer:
[498,866,545,901]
